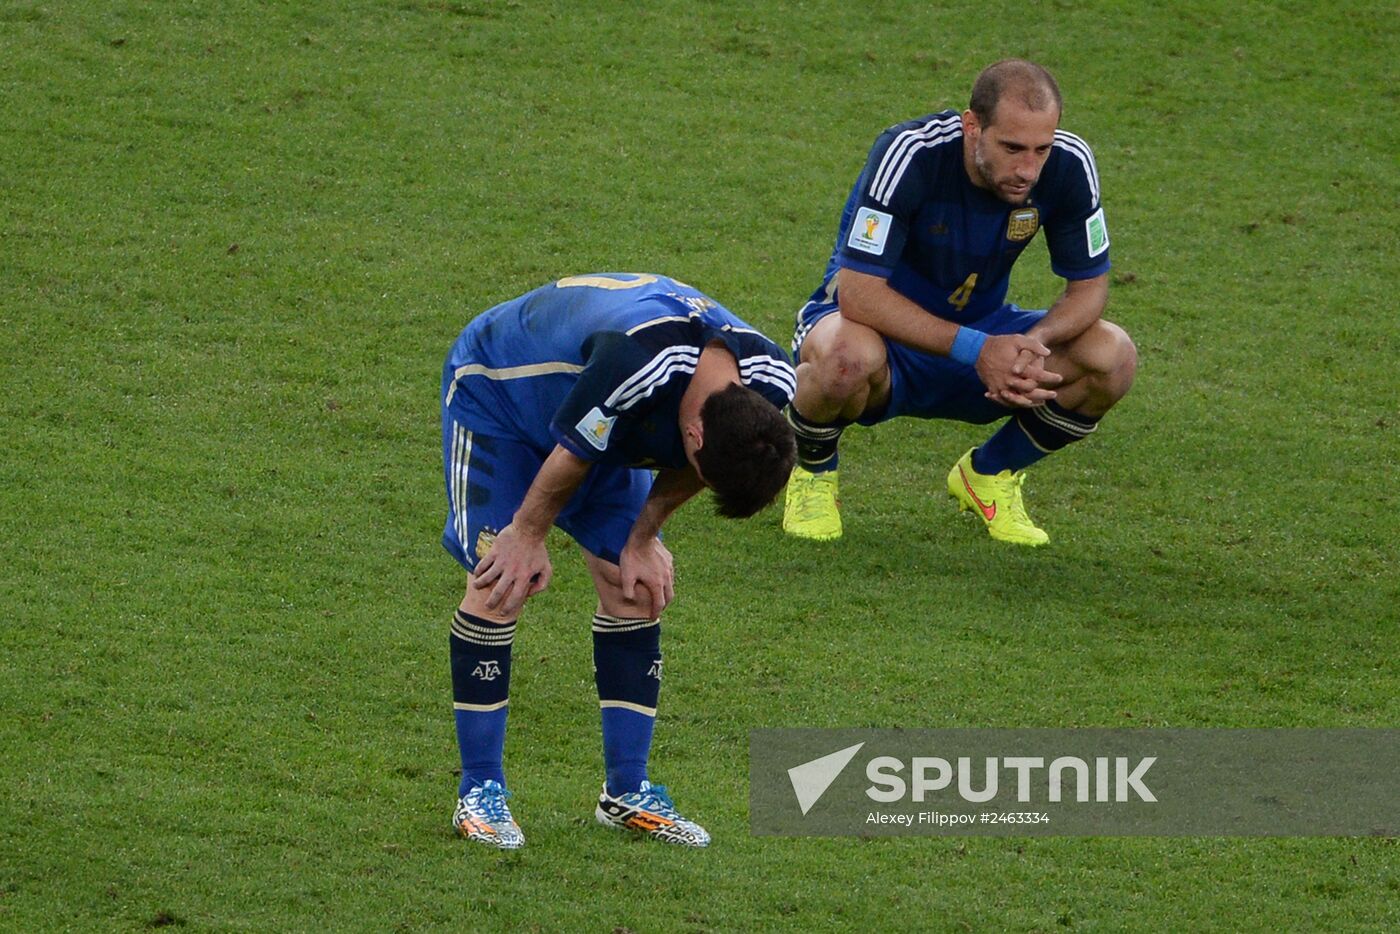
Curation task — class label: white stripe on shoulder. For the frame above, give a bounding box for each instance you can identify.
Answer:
[742,372,796,398]
[613,357,698,410]
[878,128,962,206]
[604,346,700,410]
[738,355,795,376]
[739,356,797,397]
[1053,130,1100,205]
[870,113,960,202]
[870,113,962,206]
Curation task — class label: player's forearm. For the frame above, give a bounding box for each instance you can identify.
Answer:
[511,445,592,538]
[837,267,961,356]
[1028,274,1109,348]
[628,467,704,542]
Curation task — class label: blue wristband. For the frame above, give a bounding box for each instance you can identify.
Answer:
[949,327,988,366]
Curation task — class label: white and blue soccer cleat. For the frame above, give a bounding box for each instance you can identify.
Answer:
[454,780,524,850]
[595,780,710,847]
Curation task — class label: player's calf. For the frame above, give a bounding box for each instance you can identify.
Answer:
[593,614,662,797]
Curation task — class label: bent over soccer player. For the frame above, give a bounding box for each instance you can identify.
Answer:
[784,59,1136,545]
[441,273,797,849]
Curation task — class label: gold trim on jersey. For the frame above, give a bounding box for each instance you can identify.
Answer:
[445,361,584,407]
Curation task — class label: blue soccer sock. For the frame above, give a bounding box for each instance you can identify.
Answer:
[972,419,1046,474]
[786,405,848,473]
[449,609,515,796]
[593,614,662,797]
[973,400,1101,474]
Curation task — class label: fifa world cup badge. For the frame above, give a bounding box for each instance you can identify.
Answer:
[1006,207,1040,242]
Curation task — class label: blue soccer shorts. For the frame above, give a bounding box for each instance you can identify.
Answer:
[793,298,1047,426]
[441,416,652,573]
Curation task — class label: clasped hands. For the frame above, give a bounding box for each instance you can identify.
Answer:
[976,333,1062,408]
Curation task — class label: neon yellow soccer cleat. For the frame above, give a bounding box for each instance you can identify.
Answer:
[782,466,842,541]
[947,448,1049,546]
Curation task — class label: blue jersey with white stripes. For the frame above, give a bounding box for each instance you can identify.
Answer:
[443,273,796,469]
[814,109,1110,325]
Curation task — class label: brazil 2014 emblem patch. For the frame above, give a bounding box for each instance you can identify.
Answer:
[575,406,617,451]
[1006,207,1040,242]
[847,206,894,255]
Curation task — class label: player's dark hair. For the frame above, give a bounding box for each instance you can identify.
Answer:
[694,383,797,519]
[969,59,1062,127]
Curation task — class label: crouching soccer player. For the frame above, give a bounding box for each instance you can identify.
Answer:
[441,273,797,849]
[783,60,1136,545]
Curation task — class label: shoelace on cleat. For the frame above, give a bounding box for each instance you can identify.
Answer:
[1003,472,1034,523]
[635,784,679,819]
[473,781,513,823]
[793,476,836,519]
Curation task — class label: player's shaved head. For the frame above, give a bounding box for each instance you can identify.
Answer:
[969,59,1062,127]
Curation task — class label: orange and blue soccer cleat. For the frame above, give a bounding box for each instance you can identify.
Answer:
[595,781,710,847]
[454,779,524,850]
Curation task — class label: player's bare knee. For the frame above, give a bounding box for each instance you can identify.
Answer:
[461,587,518,624]
[1073,321,1134,378]
[1072,321,1135,408]
[595,587,659,621]
[807,340,884,404]
[817,351,874,401]
[1100,321,1137,398]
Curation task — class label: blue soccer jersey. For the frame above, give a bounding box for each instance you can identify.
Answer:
[812,109,1110,325]
[443,273,796,470]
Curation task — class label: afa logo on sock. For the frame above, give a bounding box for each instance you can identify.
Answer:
[472,660,502,681]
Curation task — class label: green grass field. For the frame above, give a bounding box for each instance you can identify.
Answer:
[3,0,1397,930]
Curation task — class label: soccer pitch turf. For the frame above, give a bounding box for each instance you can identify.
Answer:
[3,1,1397,930]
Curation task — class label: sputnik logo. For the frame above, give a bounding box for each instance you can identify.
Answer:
[787,742,865,815]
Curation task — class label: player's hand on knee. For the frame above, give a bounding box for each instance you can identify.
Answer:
[472,523,552,616]
[619,538,674,619]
